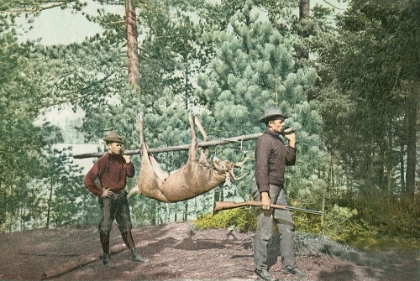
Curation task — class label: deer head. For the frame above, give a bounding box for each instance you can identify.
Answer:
[212,155,253,186]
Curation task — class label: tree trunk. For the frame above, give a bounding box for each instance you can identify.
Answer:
[46,177,53,230]
[298,0,310,59]
[400,141,405,192]
[125,0,139,87]
[299,0,310,20]
[405,85,418,195]
[183,201,188,221]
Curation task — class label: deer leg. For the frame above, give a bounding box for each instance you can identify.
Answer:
[137,113,146,156]
[137,113,169,181]
[188,113,198,161]
[135,114,170,202]
[149,154,169,180]
[194,116,209,164]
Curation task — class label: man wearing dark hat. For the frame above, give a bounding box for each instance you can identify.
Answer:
[252,106,306,280]
[84,132,149,267]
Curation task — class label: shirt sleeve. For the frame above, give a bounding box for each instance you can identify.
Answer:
[285,146,296,165]
[255,137,271,194]
[125,162,135,178]
[84,161,103,197]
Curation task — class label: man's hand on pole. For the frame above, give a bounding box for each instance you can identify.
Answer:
[123,155,131,163]
[285,132,296,148]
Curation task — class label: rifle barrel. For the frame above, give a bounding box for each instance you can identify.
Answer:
[213,201,323,215]
[286,206,323,215]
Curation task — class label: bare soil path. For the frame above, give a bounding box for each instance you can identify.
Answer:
[0,222,418,281]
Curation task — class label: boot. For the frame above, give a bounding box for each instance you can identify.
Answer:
[255,268,277,281]
[102,253,114,267]
[121,231,150,263]
[130,248,150,263]
[100,232,114,267]
[283,266,307,277]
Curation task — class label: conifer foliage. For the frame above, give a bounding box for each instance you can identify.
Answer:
[2,0,418,240]
[195,1,324,199]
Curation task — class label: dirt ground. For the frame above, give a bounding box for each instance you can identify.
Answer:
[0,221,418,281]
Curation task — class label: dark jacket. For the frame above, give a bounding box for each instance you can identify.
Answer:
[255,129,296,194]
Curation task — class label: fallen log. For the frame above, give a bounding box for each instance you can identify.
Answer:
[41,243,127,280]
[73,133,262,159]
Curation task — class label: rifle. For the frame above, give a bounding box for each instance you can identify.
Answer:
[213,201,323,215]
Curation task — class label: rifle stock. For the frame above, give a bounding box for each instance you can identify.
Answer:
[213,201,323,215]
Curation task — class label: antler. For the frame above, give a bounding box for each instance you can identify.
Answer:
[227,156,254,181]
[229,170,248,181]
[234,157,254,167]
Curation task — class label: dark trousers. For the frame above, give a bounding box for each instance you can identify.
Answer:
[98,189,133,234]
[252,182,296,270]
[98,190,136,254]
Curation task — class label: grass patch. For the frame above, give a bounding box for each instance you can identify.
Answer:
[348,234,420,253]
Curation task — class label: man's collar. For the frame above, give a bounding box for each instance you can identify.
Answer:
[264,128,280,137]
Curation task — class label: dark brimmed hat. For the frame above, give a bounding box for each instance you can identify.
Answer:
[103,132,123,143]
[259,106,288,123]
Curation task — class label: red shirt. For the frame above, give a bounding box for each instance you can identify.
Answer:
[84,153,135,197]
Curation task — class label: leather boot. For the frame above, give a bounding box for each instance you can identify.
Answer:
[255,268,277,281]
[130,248,150,263]
[121,231,150,263]
[283,266,307,277]
[100,232,114,267]
[102,253,114,267]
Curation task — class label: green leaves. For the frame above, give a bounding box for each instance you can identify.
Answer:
[194,2,323,200]
[317,0,420,193]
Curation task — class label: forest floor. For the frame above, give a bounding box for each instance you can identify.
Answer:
[0,221,419,281]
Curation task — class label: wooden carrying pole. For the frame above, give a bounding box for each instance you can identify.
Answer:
[73,133,262,159]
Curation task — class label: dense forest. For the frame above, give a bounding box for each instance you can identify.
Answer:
[1,0,419,250]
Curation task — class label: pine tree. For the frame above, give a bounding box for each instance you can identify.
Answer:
[194,1,325,201]
[317,0,420,194]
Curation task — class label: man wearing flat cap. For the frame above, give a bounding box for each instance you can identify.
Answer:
[84,132,149,267]
[252,106,306,280]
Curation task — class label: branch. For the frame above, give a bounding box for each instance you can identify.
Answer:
[41,243,127,280]
[36,72,115,110]
[3,1,76,13]
[322,0,346,10]
[73,133,262,159]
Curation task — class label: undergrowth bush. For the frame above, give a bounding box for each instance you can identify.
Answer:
[332,192,420,237]
[293,203,366,244]
[194,193,420,253]
[194,207,257,232]
[321,204,365,243]
[356,193,420,238]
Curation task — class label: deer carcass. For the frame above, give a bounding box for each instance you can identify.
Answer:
[131,113,250,203]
